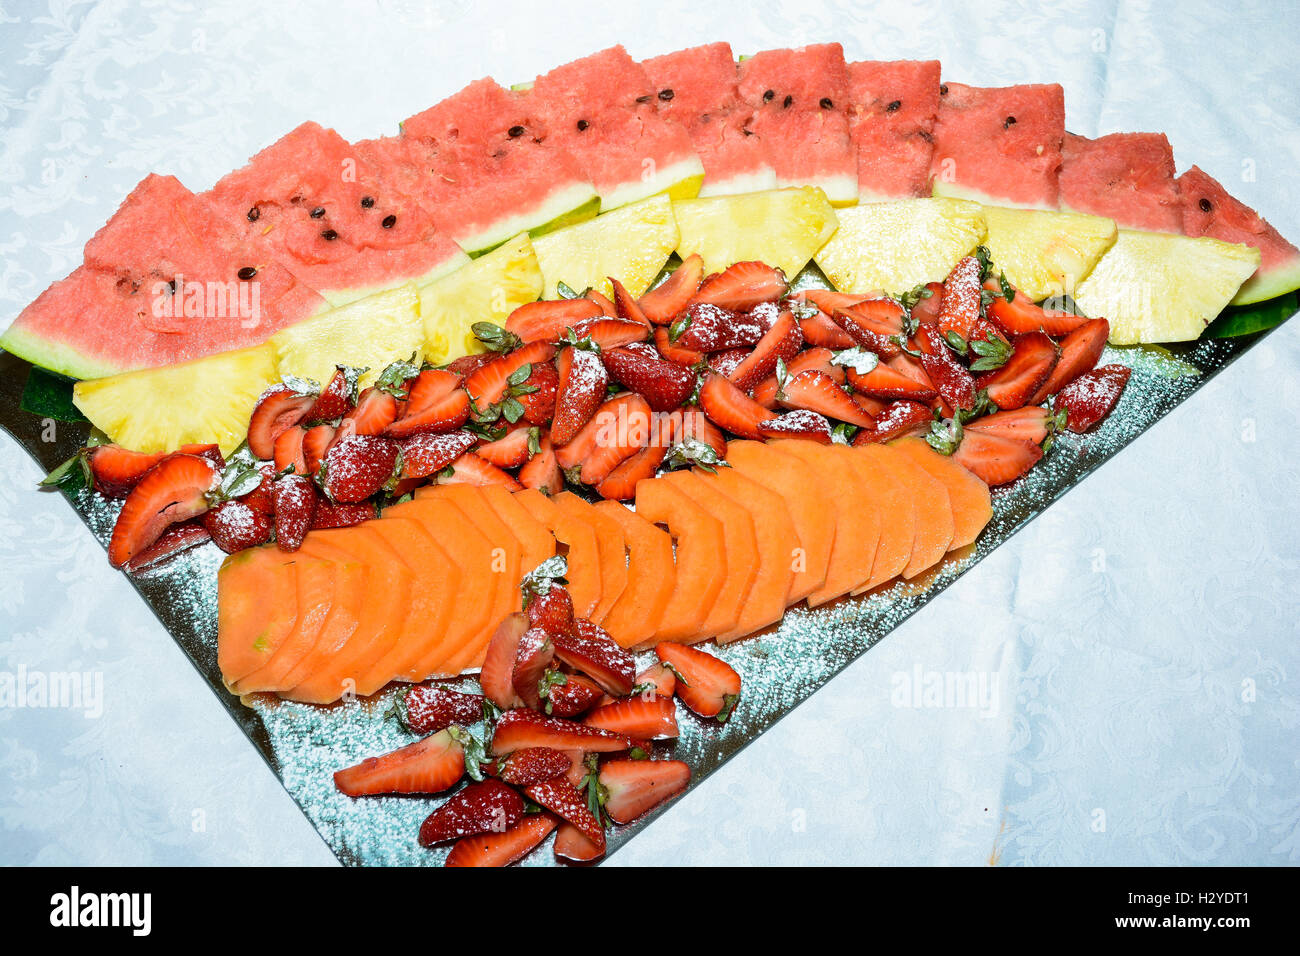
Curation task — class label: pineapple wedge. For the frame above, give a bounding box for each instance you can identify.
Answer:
[73,344,278,455]
[814,198,985,295]
[269,284,422,387]
[674,186,838,282]
[1075,229,1260,345]
[532,194,679,299]
[421,233,544,365]
[980,205,1118,301]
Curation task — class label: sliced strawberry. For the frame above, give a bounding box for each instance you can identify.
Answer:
[505,298,603,343]
[832,297,908,354]
[476,424,535,469]
[779,369,876,428]
[951,428,1043,486]
[523,777,603,845]
[546,673,605,718]
[985,280,1092,337]
[481,613,528,710]
[384,370,470,438]
[306,366,361,422]
[333,727,464,796]
[273,425,308,476]
[302,423,335,475]
[551,345,609,447]
[554,392,645,471]
[707,347,750,379]
[419,778,526,846]
[526,583,575,633]
[1029,318,1110,404]
[598,758,691,825]
[852,400,933,444]
[1055,364,1131,433]
[655,642,741,721]
[607,277,651,327]
[401,685,484,735]
[553,619,635,696]
[913,324,976,411]
[584,695,679,740]
[727,310,803,392]
[800,289,876,314]
[235,461,276,515]
[602,347,697,412]
[464,341,558,407]
[672,302,766,352]
[693,261,788,311]
[798,309,857,349]
[515,361,558,425]
[698,372,777,439]
[554,821,605,865]
[440,452,523,490]
[653,324,704,366]
[673,405,727,457]
[518,435,563,494]
[309,499,375,529]
[320,434,399,502]
[634,662,676,699]
[444,812,556,868]
[908,281,946,324]
[753,348,843,407]
[512,626,557,711]
[572,316,650,350]
[123,520,210,572]
[574,393,653,486]
[88,444,216,499]
[585,288,617,317]
[247,386,315,460]
[975,331,1059,411]
[491,747,574,787]
[965,406,1060,445]
[638,253,703,324]
[107,454,218,568]
[934,255,982,342]
[595,431,668,501]
[399,430,477,480]
[343,386,399,435]
[758,409,834,443]
[443,352,496,378]
[491,708,635,755]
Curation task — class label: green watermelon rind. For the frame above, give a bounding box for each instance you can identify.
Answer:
[0,324,117,381]
[1230,252,1300,306]
[467,193,601,259]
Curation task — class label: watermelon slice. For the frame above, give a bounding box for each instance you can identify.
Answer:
[846,59,941,201]
[736,43,859,206]
[362,78,599,255]
[527,46,705,211]
[205,122,468,307]
[1,174,326,380]
[929,82,1065,209]
[1177,165,1300,305]
[1058,132,1183,232]
[641,41,776,196]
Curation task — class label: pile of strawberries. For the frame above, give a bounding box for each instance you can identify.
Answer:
[333,565,742,866]
[74,246,1129,571]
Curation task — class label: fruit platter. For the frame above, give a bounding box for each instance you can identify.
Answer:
[2,41,1296,866]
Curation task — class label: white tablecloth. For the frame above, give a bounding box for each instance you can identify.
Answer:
[2,0,1297,866]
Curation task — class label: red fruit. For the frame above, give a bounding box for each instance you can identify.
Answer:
[309,499,375,529]
[526,582,575,633]
[551,345,609,447]
[399,430,477,480]
[384,370,470,438]
[607,277,651,327]
[236,461,276,514]
[655,642,741,721]
[512,626,557,711]
[779,369,876,428]
[440,452,523,490]
[572,317,650,350]
[708,347,750,379]
[444,813,556,868]
[553,392,643,471]
[402,685,484,735]
[302,423,335,475]
[463,341,558,407]
[913,324,976,411]
[698,372,776,439]
[798,309,857,349]
[935,255,982,342]
[273,425,308,476]
[490,708,635,755]
[107,454,218,568]
[673,405,727,457]
[846,360,936,401]
[975,331,1059,411]
[832,297,909,355]
[965,406,1060,445]
[753,347,843,407]
[1028,318,1110,404]
[552,619,635,696]
[518,436,563,495]
[1055,364,1131,433]
[672,302,766,352]
[201,500,272,554]
[584,695,679,740]
[577,393,652,486]
[602,346,698,412]
[344,386,400,435]
[852,400,933,444]
[758,409,834,443]
[523,777,603,845]
[951,428,1043,486]
[554,821,605,864]
[693,261,788,311]
[727,310,803,392]
[598,758,691,825]
[333,728,464,796]
[419,778,526,847]
[639,252,704,324]
[515,361,559,425]
[247,386,315,460]
[908,281,947,324]
[88,444,217,499]
[306,366,360,422]
[476,424,535,469]
[491,747,575,787]
[585,288,618,317]
[481,612,528,710]
[985,280,1091,337]
[595,431,668,502]
[634,662,676,698]
[320,434,399,502]
[652,325,705,366]
[443,353,496,378]
[546,673,605,718]
[123,520,210,572]
[505,298,603,343]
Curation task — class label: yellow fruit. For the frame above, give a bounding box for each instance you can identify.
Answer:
[72,344,278,455]
[674,186,839,281]
[980,205,1117,301]
[532,194,680,299]
[269,285,422,387]
[420,234,543,365]
[1074,229,1261,344]
[814,198,985,295]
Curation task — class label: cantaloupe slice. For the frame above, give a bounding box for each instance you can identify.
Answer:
[553,492,628,625]
[592,501,676,649]
[724,441,834,604]
[513,489,602,619]
[272,554,367,693]
[700,466,797,643]
[635,478,727,644]
[662,470,759,642]
[479,485,556,580]
[230,555,338,694]
[890,437,991,551]
[875,444,954,579]
[217,546,300,686]
[849,444,918,593]
[285,527,412,703]
[359,516,461,691]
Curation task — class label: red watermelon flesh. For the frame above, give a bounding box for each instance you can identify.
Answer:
[527,45,704,211]
[378,78,598,255]
[846,59,941,201]
[1178,164,1300,304]
[1058,132,1182,232]
[736,43,859,205]
[929,82,1065,209]
[642,41,776,196]
[205,122,467,306]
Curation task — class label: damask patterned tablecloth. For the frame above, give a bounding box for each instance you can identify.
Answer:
[1,0,1297,866]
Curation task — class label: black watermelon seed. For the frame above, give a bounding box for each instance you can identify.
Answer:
[508,125,525,138]
[1004,116,1017,128]
[167,279,177,294]
[237,267,256,280]
[636,94,652,103]
[820,97,833,109]
[321,229,338,241]
[577,119,589,131]
[360,195,375,208]
[742,128,754,137]
[782,94,793,108]
[1199,197,1212,212]
[940,83,949,95]
[659,88,674,101]
[763,89,775,102]
[310,206,325,219]
[246,206,260,222]
[381,215,397,229]
[885,99,902,112]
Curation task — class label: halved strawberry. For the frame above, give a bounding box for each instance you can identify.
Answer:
[107,454,218,568]
[481,613,528,710]
[673,405,728,458]
[832,297,909,355]
[571,316,649,350]
[985,280,1092,337]
[753,348,844,407]
[727,310,803,391]
[551,345,609,447]
[635,662,676,699]
[607,277,652,327]
[951,427,1043,486]
[584,695,679,740]
[123,520,210,572]
[444,812,556,868]
[598,758,691,825]
[546,673,605,718]
[653,324,704,366]
[578,393,652,486]
[585,288,618,317]
[505,298,603,343]
[553,392,644,471]
[1055,364,1131,433]
[419,778,526,846]
[302,423,336,475]
[309,499,375,529]
[273,425,308,476]
[384,370,470,438]
[440,452,523,490]
[88,444,219,499]
[913,324,976,411]
[554,821,605,865]
[707,347,750,379]
[518,435,563,494]
[320,434,399,502]
[399,430,477,480]
[672,302,766,352]
[975,331,1058,411]
[758,409,834,443]
[798,309,857,349]
[553,619,635,696]
[655,642,741,721]
[800,289,876,314]
[464,341,558,407]
[595,430,669,502]
[306,366,362,422]
[524,777,603,846]
[964,406,1060,445]
[908,281,946,324]
[935,255,982,343]
[852,400,933,444]
[698,373,777,439]
[401,685,484,735]
[443,352,496,378]
[343,386,399,435]
[333,727,465,796]
[476,424,535,469]
[512,626,556,711]
[491,708,635,755]
[491,747,574,787]
[693,261,788,311]
[779,369,876,428]
[638,252,703,324]
[602,347,697,412]
[248,386,315,460]
[202,499,272,554]
[1029,317,1110,404]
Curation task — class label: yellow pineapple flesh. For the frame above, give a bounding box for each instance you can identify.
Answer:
[980,205,1117,302]
[532,194,680,299]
